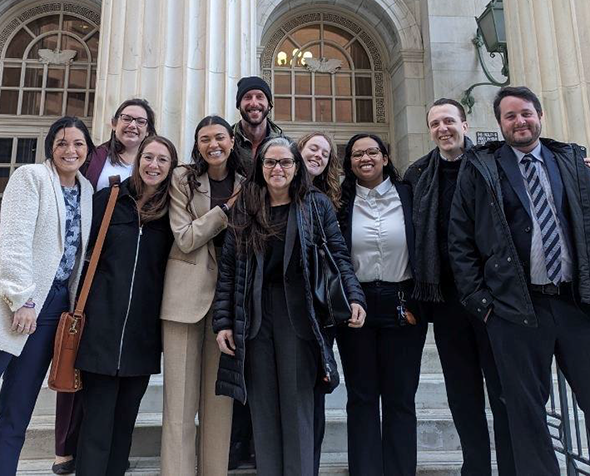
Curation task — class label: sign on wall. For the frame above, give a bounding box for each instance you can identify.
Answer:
[476,131,499,146]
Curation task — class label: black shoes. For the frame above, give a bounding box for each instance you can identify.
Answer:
[51,458,75,475]
[228,441,256,470]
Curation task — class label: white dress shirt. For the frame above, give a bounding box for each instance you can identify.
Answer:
[351,178,412,283]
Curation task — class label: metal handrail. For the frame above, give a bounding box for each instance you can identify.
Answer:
[548,366,590,475]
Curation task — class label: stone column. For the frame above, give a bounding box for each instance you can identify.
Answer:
[92,0,257,160]
[504,0,590,147]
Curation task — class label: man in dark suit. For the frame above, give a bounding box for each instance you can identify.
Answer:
[449,86,590,476]
[405,98,514,476]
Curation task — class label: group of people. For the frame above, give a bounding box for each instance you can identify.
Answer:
[0,75,588,476]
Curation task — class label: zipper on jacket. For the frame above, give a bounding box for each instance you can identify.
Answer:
[117,223,143,370]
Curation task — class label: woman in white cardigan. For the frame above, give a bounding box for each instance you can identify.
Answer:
[0,116,94,476]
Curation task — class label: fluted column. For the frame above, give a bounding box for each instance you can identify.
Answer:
[92,0,257,160]
[504,0,590,147]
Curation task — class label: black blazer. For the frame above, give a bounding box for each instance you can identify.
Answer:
[250,203,313,341]
[339,179,417,278]
[497,143,574,276]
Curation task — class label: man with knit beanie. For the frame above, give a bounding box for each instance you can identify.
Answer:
[233,75,283,174]
[404,98,516,476]
[227,76,283,470]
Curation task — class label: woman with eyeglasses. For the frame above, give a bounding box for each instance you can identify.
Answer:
[213,136,366,476]
[73,136,177,476]
[337,134,427,476]
[52,98,157,475]
[159,116,244,476]
[0,117,94,476]
[84,98,156,191]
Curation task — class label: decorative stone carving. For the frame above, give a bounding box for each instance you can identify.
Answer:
[0,2,99,56]
[38,48,77,64]
[305,58,342,73]
[63,4,100,25]
[376,97,386,123]
[18,3,62,22]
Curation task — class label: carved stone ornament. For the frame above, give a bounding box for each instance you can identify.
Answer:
[305,57,343,73]
[38,48,77,64]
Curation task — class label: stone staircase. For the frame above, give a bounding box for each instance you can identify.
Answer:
[14,325,499,475]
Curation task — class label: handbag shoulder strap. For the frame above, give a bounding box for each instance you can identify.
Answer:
[310,194,327,243]
[74,178,120,315]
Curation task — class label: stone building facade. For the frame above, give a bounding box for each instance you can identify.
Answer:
[3,0,586,200]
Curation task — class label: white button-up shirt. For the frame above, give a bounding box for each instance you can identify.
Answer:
[351,178,412,283]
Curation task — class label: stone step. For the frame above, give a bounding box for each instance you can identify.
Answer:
[20,408,482,460]
[31,372,460,420]
[16,451,499,475]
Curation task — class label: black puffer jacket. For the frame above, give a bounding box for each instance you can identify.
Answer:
[213,190,366,404]
[76,179,173,376]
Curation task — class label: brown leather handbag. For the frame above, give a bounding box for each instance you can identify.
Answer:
[48,179,120,392]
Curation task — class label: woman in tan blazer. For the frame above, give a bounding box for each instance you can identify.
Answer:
[159,115,244,476]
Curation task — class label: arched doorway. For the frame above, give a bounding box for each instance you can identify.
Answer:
[0,0,100,199]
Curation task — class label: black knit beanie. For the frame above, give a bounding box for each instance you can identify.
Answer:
[235,76,273,108]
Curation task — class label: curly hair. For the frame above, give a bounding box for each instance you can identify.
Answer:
[231,136,310,254]
[180,115,244,218]
[297,132,342,209]
[338,133,401,225]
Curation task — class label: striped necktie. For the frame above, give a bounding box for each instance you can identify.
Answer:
[522,154,562,284]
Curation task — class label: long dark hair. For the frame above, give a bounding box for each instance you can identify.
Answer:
[338,133,401,224]
[180,115,244,217]
[45,116,96,160]
[297,132,342,209]
[130,135,178,223]
[108,98,157,166]
[231,136,310,254]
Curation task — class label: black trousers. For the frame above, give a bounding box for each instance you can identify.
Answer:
[432,291,515,476]
[312,330,335,476]
[337,281,428,476]
[54,391,83,457]
[246,283,318,476]
[75,372,150,476]
[486,290,590,476]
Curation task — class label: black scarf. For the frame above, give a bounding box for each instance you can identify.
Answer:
[410,137,473,302]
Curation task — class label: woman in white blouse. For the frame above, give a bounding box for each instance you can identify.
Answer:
[336,133,428,476]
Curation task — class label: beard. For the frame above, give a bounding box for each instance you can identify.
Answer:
[240,105,271,126]
[502,122,542,149]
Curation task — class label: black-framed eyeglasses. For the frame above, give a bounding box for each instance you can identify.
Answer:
[118,113,148,127]
[262,158,296,169]
[351,147,382,160]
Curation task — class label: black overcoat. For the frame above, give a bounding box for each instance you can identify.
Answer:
[213,190,366,404]
[76,179,173,376]
[449,139,590,327]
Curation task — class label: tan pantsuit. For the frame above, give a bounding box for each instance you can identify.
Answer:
[161,314,232,476]
[160,168,242,475]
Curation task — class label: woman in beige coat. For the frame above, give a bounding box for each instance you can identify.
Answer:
[159,115,243,475]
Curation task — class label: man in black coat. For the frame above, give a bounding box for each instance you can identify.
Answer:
[404,98,515,476]
[449,86,590,476]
